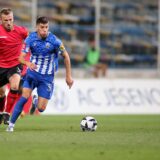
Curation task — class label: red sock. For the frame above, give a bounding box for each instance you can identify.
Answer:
[23,96,32,114]
[5,91,19,114]
[0,96,6,113]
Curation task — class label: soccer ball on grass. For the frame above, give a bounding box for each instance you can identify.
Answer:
[80,116,97,131]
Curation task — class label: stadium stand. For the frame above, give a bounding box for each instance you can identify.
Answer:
[0,0,158,72]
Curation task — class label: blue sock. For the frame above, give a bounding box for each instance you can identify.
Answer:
[10,96,28,124]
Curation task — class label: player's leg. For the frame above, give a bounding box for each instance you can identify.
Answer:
[30,94,38,115]
[0,67,9,124]
[6,70,36,131]
[93,65,99,78]
[36,96,48,112]
[96,63,107,77]
[3,89,20,125]
[101,63,107,77]
[33,76,54,112]
[0,86,6,124]
[3,73,21,125]
[6,88,32,132]
[3,65,22,124]
[11,88,32,123]
[36,76,54,112]
[5,78,26,121]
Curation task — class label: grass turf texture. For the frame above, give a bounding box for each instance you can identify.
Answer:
[0,115,160,160]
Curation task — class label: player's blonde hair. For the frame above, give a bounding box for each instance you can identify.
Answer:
[0,8,13,17]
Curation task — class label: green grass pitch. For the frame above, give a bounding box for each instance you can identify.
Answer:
[0,115,160,160]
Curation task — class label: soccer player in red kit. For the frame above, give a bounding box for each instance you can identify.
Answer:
[3,53,34,124]
[0,8,28,124]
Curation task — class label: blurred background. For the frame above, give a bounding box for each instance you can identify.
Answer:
[0,0,159,78]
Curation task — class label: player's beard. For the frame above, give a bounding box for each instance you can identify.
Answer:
[5,24,13,31]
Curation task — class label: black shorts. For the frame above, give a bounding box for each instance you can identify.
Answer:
[0,64,23,87]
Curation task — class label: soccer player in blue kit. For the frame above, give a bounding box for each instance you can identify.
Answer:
[6,16,74,132]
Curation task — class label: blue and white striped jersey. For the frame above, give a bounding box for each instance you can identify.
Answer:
[23,32,65,75]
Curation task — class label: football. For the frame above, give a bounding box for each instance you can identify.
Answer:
[80,116,97,131]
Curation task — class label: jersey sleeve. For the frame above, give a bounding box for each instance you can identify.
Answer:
[54,38,66,55]
[21,26,29,39]
[22,35,31,54]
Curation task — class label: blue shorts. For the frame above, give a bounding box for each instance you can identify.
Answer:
[23,69,54,99]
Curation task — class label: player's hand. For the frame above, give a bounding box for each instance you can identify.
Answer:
[26,61,37,70]
[66,77,74,89]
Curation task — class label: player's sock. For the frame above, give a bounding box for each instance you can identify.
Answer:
[0,96,6,124]
[0,96,6,112]
[3,112,10,125]
[3,90,19,125]
[5,90,19,114]
[0,113,3,124]
[38,108,44,112]
[10,96,28,124]
[38,106,46,112]
[30,95,38,115]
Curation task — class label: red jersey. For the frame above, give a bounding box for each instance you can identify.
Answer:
[0,24,28,68]
[21,52,31,76]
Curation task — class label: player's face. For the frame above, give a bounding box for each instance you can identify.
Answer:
[37,23,49,39]
[0,13,14,31]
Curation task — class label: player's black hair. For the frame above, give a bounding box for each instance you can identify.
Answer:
[0,8,12,16]
[36,16,49,25]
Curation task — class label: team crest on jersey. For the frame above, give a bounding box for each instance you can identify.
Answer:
[33,42,37,46]
[46,42,50,48]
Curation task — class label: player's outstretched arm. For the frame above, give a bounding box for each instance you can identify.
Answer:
[61,50,74,89]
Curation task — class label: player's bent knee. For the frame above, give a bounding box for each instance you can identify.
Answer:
[38,106,46,112]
